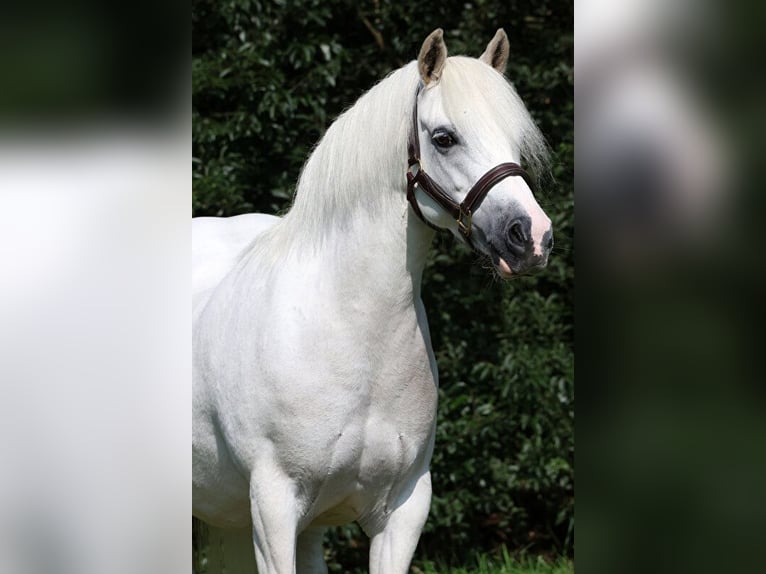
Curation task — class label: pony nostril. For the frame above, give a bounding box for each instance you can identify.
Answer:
[508,221,528,247]
[545,232,554,251]
[505,217,531,257]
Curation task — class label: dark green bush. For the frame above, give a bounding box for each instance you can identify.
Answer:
[193,0,573,565]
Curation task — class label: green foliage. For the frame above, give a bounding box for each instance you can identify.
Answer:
[416,548,574,574]
[193,0,573,565]
[423,258,574,558]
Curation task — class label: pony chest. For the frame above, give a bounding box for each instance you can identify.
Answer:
[306,414,435,527]
[298,382,437,478]
[356,416,434,485]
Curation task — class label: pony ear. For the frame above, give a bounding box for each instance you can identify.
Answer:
[418,28,448,85]
[479,28,510,73]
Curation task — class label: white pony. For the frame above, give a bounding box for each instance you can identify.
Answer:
[193,29,553,574]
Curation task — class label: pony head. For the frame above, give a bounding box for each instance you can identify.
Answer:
[411,29,553,277]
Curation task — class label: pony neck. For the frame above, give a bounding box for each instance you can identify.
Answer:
[275,63,433,297]
[323,206,435,301]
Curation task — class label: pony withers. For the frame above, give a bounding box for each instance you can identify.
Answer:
[193,28,552,574]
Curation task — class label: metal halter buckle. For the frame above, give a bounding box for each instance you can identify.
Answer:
[457,207,472,237]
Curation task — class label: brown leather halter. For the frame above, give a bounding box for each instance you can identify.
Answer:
[406,84,535,245]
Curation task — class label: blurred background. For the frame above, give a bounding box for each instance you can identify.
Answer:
[577,1,766,573]
[192,0,574,570]
[0,2,189,574]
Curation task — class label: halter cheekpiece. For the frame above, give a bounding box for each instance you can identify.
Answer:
[406,84,535,245]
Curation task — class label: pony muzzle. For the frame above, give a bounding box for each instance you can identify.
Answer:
[489,213,553,277]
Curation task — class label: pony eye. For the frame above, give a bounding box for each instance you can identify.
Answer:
[431,131,457,149]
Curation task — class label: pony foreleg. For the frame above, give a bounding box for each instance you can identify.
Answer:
[249,466,300,574]
[296,527,327,574]
[365,471,432,574]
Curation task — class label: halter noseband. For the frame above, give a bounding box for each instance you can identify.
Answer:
[406,84,535,245]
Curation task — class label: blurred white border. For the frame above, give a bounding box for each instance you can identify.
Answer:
[0,124,191,574]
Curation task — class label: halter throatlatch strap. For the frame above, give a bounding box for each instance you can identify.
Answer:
[406,85,535,243]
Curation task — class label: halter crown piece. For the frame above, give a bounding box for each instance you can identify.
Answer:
[406,84,535,247]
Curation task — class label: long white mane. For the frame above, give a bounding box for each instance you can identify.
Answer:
[252,56,548,259]
[287,64,421,235]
